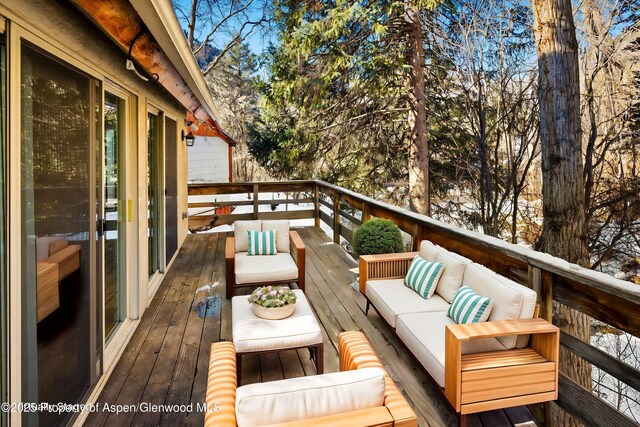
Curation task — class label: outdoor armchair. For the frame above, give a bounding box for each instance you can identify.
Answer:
[225,220,305,299]
[205,331,417,427]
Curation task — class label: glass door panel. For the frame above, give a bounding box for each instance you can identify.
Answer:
[103,92,125,340]
[0,33,7,427]
[20,43,93,427]
[147,112,160,277]
[164,118,178,262]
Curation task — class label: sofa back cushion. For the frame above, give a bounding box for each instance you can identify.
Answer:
[419,240,442,262]
[262,220,290,253]
[234,220,262,252]
[235,367,386,426]
[463,263,535,348]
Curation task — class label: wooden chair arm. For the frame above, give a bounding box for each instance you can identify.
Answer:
[358,252,418,294]
[339,331,418,427]
[262,407,394,427]
[446,318,559,342]
[290,230,305,292]
[225,237,236,299]
[204,342,237,427]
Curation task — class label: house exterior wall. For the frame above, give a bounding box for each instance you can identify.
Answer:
[188,135,231,183]
[0,1,197,422]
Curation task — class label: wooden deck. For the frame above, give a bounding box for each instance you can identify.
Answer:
[86,227,534,427]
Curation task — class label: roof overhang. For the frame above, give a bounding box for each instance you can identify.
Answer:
[70,0,220,125]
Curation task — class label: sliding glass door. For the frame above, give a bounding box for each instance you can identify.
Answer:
[147,112,161,278]
[102,91,126,341]
[0,32,7,427]
[20,43,94,427]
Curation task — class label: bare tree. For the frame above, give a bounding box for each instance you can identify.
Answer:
[172,0,270,76]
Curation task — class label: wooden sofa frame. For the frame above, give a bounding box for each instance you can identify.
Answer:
[36,240,81,322]
[205,331,417,427]
[359,252,559,423]
[225,230,306,299]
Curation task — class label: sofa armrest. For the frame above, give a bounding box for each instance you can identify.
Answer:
[446,318,558,342]
[444,319,559,413]
[290,230,305,292]
[225,237,236,299]
[358,252,418,294]
[339,331,418,427]
[262,406,393,427]
[205,342,237,427]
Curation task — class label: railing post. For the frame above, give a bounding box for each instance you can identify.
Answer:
[314,184,320,228]
[253,184,259,219]
[529,265,553,323]
[362,202,371,223]
[333,193,341,244]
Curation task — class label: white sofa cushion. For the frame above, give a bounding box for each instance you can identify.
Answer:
[366,279,450,328]
[234,220,262,252]
[36,236,63,262]
[235,367,386,426]
[232,289,322,352]
[434,250,472,303]
[419,240,444,262]
[235,253,298,284]
[262,220,291,253]
[396,312,506,387]
[463,264,527,349]
[494,273,538,348]
[404,256,444,299]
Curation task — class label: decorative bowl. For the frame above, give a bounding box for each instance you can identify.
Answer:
[251,302,295,320]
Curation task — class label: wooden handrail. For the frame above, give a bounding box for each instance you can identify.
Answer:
[188,179,640,425]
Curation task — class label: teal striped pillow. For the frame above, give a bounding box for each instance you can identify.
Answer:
[404,256,444,299]
[247,230,277,256]
[447,286,493,324]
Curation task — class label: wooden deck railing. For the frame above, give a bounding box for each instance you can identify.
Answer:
[188,180,640,427]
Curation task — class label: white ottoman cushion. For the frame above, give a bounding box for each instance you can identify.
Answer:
[366,279,450,328]
[396,312,506,387]
[234,253,298,284]
[235,367,386,426]
[232,289,322,352]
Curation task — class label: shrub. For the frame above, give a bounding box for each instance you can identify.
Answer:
[353,218,404,256]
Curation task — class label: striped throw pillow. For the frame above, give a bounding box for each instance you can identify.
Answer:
[247,230,277,256]
[447,286,493,324]
[404,256,444,299]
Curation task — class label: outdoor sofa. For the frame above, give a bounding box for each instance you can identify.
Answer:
[359,240,559,418]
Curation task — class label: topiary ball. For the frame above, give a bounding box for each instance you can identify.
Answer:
[353,218,404,256]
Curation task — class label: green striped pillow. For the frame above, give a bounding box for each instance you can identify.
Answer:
[447,286,493,324]
[404,256,444,299]
[247,230,277,256]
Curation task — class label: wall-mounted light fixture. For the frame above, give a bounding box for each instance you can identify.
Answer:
[182,130,195,146]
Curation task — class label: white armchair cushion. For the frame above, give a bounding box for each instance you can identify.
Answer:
[262,220,291,253]
[234,220,262,252]
[235,367,386,426]
[234,253,298,284]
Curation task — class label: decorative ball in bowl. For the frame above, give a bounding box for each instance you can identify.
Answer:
[248,286,297,320]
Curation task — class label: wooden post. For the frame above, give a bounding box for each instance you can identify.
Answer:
[362,202,371,222]
[253,184,259,219]
[333,193,341,244]
[411,223,420,251]
[314,184,320,228]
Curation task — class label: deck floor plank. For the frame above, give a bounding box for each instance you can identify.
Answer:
[89,228,535,427]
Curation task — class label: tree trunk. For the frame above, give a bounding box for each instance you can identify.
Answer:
[187,0,199,50]
[406,4,430,216]
[532,1,590,426]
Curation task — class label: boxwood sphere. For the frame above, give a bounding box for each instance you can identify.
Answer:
[353,218,404,256]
